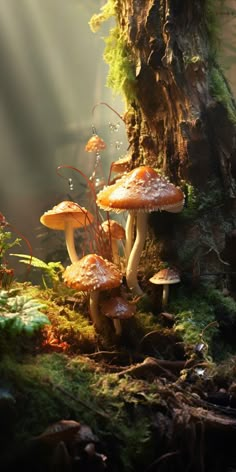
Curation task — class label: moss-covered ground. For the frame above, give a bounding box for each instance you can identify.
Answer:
[1,275,236,471]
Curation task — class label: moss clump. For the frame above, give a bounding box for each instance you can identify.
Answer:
[89,1,136,103]
[209,66,236,123]
[103,26,136,102]
[0,353,166,472]
[169,285,236,362]
[0,281,97,356]
[170,288,217,355]
[89,0,116,33]
[181,179,224,221]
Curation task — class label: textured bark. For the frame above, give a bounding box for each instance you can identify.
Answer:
[115,0,236,287]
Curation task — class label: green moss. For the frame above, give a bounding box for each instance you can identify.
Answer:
[103,26,136,102]
[89,0,136,103]
[89,0,116,33]
[169,286,236,361]
[180,182,198,220]
[209,66,236,123]
[181,179,224,220]
[0,353,166,471]
[170,288,217,355]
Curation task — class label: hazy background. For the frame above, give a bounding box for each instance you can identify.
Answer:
[0,0,235,277]
[0,0,128,273]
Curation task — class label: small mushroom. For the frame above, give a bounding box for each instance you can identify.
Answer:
[100,296,136,335]
[85,134,106,191]
[109,154,132,182]
[149,267,180,307]
[62,254,123,331]
[40,201,93,263]
[34,419,81,444]
[85,134,106,152]
[100,219,125,266]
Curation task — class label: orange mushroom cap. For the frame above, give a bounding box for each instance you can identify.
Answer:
[85,134,106,152]
[101,219,125,240]
[40,201,94,230]
[62,254,123,292]
[110,154,132,173]
[96,166,185,213]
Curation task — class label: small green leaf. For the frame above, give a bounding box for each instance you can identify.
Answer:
[0,290,50,335]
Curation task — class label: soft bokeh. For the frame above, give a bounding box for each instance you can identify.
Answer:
[0,0,128,275]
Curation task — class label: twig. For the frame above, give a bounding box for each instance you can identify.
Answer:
[115,357,182,381]
[145,450,180,472]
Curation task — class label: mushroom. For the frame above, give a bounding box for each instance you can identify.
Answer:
[100,219,125,266]
[40,201,94,264]
[149,267,180,307]
[62,254,123,331]
[85,134,107,191]
[85,134,106,153]
[110,154,132,173]
[109,154,132,182]
[96,166,185,296]
[100,295,136,335]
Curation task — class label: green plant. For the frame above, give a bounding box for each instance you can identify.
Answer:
[0,228,21,288]
[0,231,21,262]
[0,289,49,335]
[11,254,64,289]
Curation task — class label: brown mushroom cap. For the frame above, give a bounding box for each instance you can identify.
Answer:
[62,254,123,292]
[100,296,136,320]
[40,201,94,230]
[101,219,125,240]
[85,134,106,152]
[34,420,81,444]
[110,154,132,173]
[96,166,184,213]
[149,268,180,285]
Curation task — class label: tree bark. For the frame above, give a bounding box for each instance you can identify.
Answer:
[115,0,236,288]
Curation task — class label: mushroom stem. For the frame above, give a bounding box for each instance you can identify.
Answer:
[64,221,79,263]
[162,284,169,307]
[111,239,120,266]
[126,212,148,296]
[89,290,103,331]
[125,212,135,263]
[112,319,122,336]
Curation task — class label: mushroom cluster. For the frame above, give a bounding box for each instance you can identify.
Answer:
[96,166,185,296]
[40,163,184,335]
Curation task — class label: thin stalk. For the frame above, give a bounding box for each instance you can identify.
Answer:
[125,212,135,263]
[162,284,169,307]
[89,290,103,331]
[126,212,148,296]
[92,102,124,122]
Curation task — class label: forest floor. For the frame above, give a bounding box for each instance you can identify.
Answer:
[1,276,236,472]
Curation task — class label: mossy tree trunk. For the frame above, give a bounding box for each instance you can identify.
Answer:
[110,0,236,291]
